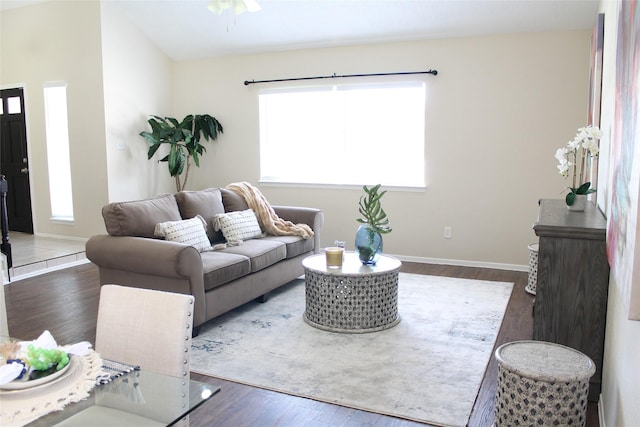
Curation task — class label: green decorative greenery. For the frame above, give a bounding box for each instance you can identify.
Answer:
[140,114,223,191]
[565,181,596,206]
[356,184,392,235]
[25,344,69,371]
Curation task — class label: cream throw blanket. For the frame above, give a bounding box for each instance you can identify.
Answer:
[226,182,314,239]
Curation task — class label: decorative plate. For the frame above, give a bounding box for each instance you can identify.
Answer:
[0,358,72,391]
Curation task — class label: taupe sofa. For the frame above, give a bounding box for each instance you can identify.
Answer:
[86,187,323,334]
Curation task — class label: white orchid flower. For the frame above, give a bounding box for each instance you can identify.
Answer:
[557,163,570,177]
[555,148,568,162]
[556,125,602,192]
[579,125,603,140]
[567,137,581,149]
[582,139,600,156]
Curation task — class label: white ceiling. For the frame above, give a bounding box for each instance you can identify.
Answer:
[2,0,601,61]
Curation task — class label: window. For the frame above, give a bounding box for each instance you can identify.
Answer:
[7,96,21,114]
[259,81,426,188]
[44,83,74,221]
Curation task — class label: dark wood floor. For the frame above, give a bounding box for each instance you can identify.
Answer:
[4,262,599,427]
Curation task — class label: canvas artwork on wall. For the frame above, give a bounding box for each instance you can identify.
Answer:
[607,0,640,320]
[589,14,604,194]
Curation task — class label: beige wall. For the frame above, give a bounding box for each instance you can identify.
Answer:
[1,1,174,237]
[173,31,591,267]
[598,1,640,426]
[4,1,639,424]
[100,1,174,201]
[0,1,109,238]
[1,2,592,267]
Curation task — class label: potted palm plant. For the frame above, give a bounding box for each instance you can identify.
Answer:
[140,114,223,191]
[355,184,392,265]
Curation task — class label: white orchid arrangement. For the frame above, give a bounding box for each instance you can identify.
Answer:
[555,125,603,206]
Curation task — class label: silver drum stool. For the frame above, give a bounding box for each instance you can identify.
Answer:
[494,340,595,427]
[526,243,538,295]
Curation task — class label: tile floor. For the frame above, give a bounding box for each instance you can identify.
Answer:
[4,232,87,282]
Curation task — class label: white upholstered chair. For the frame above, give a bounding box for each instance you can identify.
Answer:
[95,284,195,378]
[53,285,196,427]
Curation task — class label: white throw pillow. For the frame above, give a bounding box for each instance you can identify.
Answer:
[213,209,263,243]
[154,215,212,252]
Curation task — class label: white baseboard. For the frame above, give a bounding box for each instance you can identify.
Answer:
[6,252,527,283]
[8,258,90,283]
[598,394,606,427]
[31,232,88,242]
[391,254,528,272]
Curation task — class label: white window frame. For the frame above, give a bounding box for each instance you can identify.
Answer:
[258,80,427,190]
[44,82,74,222]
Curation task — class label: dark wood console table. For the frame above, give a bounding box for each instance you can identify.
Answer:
[533,199,610,401]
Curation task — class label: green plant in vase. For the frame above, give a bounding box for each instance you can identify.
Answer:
[355,184,392,264]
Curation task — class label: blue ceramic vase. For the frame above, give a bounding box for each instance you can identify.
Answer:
[355,225,383,265]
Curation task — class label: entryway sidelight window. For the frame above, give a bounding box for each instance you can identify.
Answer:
[258,81,426,189]
[44,83,74,222]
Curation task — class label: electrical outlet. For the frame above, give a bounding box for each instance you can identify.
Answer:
[444,226,452,239]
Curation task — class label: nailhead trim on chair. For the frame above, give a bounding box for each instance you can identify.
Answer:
[183,299,194,377]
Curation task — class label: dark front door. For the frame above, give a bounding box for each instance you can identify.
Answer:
[0,88,33,233]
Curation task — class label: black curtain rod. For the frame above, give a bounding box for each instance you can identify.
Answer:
[244,69,438,86]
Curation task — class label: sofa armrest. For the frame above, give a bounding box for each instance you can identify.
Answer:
[86,235,206,313]
[272,206,324,254]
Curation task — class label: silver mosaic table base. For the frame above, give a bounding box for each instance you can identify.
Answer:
[302,253,401,333]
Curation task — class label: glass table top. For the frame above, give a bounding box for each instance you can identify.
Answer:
[26,369,219,426]
[0,336,219,427]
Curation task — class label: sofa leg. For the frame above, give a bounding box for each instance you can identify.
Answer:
[192,325,201,338]
[255,293,269,303]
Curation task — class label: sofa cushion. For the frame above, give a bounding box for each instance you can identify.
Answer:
[220,188,250,212]
[220,239,286,273]
[213,209,263,243]
[261,235,314,258]
[174,188,225,243]
[154,216,212,253]
[201,252,251,291]
[102,194,182,238]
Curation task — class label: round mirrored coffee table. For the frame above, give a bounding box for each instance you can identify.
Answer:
[302,252,402,333]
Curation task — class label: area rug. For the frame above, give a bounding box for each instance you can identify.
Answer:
[191,273,513,427]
